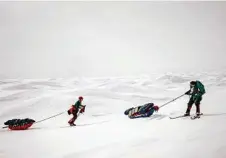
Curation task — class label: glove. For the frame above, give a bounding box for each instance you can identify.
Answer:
[185,90,191,95]
[79,105,86,113]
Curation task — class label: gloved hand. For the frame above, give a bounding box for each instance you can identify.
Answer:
[79,105,86,113]
[185,90,191,95]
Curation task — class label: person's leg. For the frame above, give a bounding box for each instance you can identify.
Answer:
[185,98,194,116]
[68,117,73,124]
[195,97,202,115]
[72,108,79,124]
[70,114,77,125]
[68,113,77,125]
[68,108,78,125]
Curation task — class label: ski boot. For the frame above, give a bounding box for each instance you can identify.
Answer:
[69,123,76,126]
[184,113,190,116]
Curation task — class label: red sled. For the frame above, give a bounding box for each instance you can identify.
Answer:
[4,118,35,130]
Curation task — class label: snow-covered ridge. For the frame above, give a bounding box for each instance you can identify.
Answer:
[1,72,225,90]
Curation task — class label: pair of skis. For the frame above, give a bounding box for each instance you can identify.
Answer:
[169,113,203,120]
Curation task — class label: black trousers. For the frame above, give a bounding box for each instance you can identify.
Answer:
[185,97,202,114]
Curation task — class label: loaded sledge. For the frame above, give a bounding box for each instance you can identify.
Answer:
[3,118,35,130]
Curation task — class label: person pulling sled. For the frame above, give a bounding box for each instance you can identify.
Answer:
[184,80,205,116]
[124,103,159,119]
[67,96,86,126]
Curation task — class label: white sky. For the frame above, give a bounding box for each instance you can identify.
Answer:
[0,1,226,78]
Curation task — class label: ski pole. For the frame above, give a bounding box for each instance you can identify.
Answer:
[159,93,185,109]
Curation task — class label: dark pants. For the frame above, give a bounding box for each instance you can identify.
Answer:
[68,108,79,124]
[185,96,202,114]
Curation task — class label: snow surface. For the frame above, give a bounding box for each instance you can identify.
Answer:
[1,72,226,158]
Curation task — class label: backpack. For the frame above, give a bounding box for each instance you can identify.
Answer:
[196,80,206,95]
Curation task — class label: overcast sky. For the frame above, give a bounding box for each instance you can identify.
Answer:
[0,1,226,79]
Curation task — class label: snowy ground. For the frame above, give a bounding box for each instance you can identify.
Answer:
[1,72,226,158]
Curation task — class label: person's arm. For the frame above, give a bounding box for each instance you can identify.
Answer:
[185,90,191,95]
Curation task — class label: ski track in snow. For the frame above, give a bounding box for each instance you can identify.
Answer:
[0,72,226,158]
